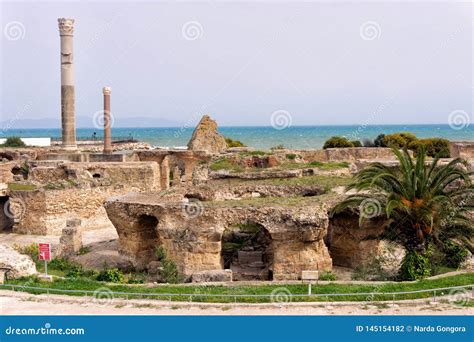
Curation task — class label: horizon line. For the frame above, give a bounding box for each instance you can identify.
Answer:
[1,123,470,130]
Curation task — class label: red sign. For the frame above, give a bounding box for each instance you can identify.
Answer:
[38,243,51,261]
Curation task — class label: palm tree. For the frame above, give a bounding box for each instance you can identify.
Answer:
[331,148,474,254]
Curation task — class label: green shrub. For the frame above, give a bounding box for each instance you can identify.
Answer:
[225,137,246,148]
[155,246,167,261]
[66,265,84,278]
[399,251,431,280]
[127,274,145,284]
[270,144,285,151]
[350,140,362,147]
[1,137,26,148]
[323,136,354,149]
[162,259,179,284]
[96,268,124,283]
[155,246,180,284]
[383,132,417,149]
[285,153,298,160]
[374,134,386,147]
[443,241,468,269]
[319,271,336,281]
[48,257,74,271]
[409,138,450,158]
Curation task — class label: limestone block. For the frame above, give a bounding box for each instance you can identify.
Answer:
[191,269,232,283]
[59,220,82,256]
[0,244,36,279]
[301,270,319,281]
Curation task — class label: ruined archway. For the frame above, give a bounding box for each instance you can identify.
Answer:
[221,221,273,281]
[130,214,160,267]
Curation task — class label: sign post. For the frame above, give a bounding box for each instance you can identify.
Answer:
[38,243,52,278]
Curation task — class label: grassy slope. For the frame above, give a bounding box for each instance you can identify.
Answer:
[3,273,473,303]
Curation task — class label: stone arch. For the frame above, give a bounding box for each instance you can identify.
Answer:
[221,221,273,281]
[130,214,160,268]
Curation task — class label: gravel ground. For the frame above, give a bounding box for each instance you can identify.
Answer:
[0,291,472,316]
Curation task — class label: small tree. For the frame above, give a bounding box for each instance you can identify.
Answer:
[332,148,474,279]
[155,246,179,283]
[323,136,353,149]
[2,137,26,148]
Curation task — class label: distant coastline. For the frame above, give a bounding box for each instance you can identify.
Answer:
[1,124,472,149]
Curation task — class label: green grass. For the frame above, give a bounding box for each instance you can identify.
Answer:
[4,273,473,303]
[214,175,351,190]
[239,150,268,156]
[207,193,339,208]
[210,157,243,172]
[252,175,352,192]
[7,183,36,191]
[277,161,350,171]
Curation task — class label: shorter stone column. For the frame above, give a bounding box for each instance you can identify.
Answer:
[160,157,170,190]
[172,166,182,186]
[103,87,112,154]
[183,158,198,185]
[59,219,82,256]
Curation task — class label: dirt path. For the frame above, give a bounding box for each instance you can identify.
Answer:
[0,291,471,316]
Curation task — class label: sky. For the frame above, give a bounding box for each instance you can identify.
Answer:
[0,0,472,128]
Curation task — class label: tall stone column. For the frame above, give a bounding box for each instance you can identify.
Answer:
[103,87,112,154]
[58,18,77,150]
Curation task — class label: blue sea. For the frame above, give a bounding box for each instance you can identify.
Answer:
[1,125,472,149]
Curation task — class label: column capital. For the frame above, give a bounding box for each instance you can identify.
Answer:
[58,18,75,36]
[103,87,112,95]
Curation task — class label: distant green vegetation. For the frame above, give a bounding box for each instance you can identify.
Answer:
[225,137,246,148]
[0,137,26,148]
[270,144,286,151]
[323,136,355,149]
[323,133,451,158]
[4,273,473,303]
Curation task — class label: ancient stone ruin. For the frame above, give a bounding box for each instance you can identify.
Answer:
[187,115,228,154]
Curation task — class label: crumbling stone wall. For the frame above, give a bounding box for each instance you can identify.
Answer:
[450,142,474,159]
[9,162,161,235]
